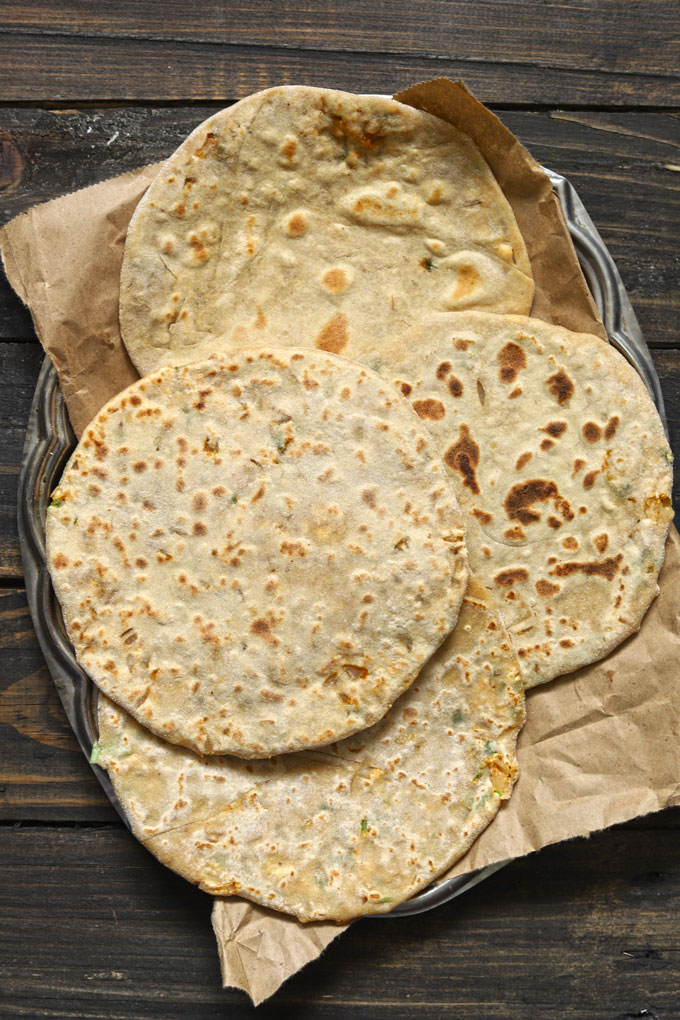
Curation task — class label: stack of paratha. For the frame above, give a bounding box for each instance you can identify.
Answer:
[46,86,672,924]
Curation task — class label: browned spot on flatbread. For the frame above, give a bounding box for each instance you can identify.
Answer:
[547,516,562,529]
[542,421,567,438]
[315,313,348,354]
[471,507,493,525]
[94,440,109,462]
[52,552,68,569]
[504,526,525,541]
[280,540,306,558]
[436,361,451,380]
[504,479,573,526]
[195,132,218,159]
[509,386,522,399]
[361,488,377,509]
[133,461,147,473]
[400,382,412,396]
[447,377,463,397]
[193,522,207,536]
[281,137,297,160]
[559,639,574,649]
[547,370,574,404]
[572,458,586,476]
[497,342,527,384]
[535,579,561,597]
[494,567,529,588]
[551,554,623,581]
[192,492,208,514]
[541,439,555,452]
[322,268,349,294]
[189,234,209,261]
[451,264,479,301]
[562,536,578,551]
[286,212,307,237]
[454,339,471,352]
[582,422,602,444]
[593,533,609,554]
[412,398,445,421]
[443,424,480,495]
[604,415,620,440]
[515,452,532,471]
[583,470,599,490]
[250,617,280,647]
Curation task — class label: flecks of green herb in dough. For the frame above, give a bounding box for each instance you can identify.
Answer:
[182,407,191,414]
[360,818,368,833]
[231,494,238,504]
[484,740,496,755]
[422,257,436,271]
[452,709,464,725]
[89,741,102,765]
[49,498,63,508]
[55,681,64,690]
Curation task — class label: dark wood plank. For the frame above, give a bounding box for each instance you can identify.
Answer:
[3,0,678,77]
[0,588,115,821]
[0,341,45,578]
[0,821,678,1017]
[1,108,678,345]
[0,28,678,108]
[1,0,679,106]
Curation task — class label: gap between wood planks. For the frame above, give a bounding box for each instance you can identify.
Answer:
[0,100,677,113]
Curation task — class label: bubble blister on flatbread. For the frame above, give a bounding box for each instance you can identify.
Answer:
[47,347,468,756]
[97,578,524,922]
[120,86,534,377]
[364,312,673,687]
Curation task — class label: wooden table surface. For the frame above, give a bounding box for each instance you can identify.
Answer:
[1,3,678,1017]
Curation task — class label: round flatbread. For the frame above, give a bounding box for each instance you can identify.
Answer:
[97,577,524,922]
[47,347,468,757]
[362,312,673,687]
[120,86,534,377]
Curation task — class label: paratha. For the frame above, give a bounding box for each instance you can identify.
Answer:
[120,86,534,377]
[362,312,673,686]
[97,577,524,922]
[46,347,468,757]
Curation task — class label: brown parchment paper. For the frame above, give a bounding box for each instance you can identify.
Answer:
[1,78,678,1007]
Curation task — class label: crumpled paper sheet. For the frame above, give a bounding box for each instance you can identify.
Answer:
[1,78,678,1007]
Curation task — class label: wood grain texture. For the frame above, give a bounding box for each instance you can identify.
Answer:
[1,0,678,106]
[0,342,45,579]
[1,821,678,1017]
[0,108,678,345]
[0,587,115,821]
[0,40,677,110]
